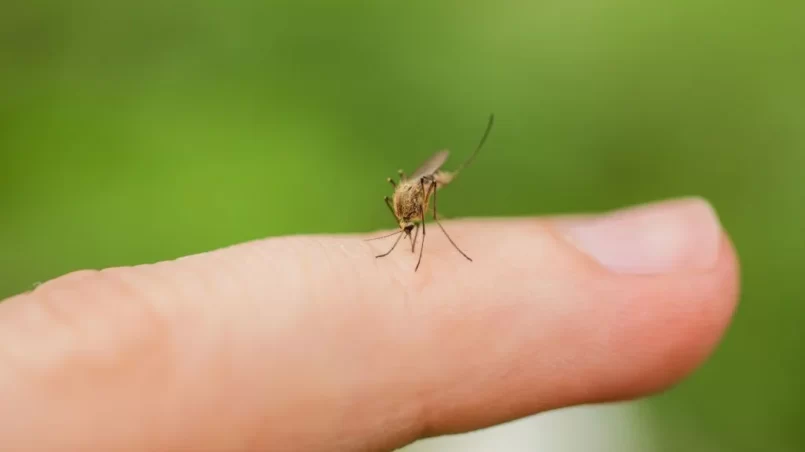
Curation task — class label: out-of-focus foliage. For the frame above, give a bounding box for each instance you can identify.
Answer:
[1,1,803,450]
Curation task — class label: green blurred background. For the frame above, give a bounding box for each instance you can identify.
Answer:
[1,1,803,450]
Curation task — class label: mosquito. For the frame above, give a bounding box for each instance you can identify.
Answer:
[366,114,495,271]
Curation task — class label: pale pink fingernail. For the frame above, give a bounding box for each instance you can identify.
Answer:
[557,197,722,274]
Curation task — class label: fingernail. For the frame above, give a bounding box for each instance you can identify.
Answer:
[557,197,722,274]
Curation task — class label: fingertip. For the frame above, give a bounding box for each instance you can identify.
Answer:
[393,209,741,438]
[587,232,741,405]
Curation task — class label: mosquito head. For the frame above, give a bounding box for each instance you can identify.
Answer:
[403,223,415,235]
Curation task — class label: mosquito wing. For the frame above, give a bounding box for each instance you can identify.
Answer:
[408,150,449,181]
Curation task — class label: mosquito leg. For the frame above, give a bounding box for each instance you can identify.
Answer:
[415,178,432,271]
[410,223,419,253]
[362,197,401,243]
[415,213,425,270]
[432,182,472,262]
[375,230,404,258]
[364,197,403,244]
[383,196,397,221]
[364,230,402,242]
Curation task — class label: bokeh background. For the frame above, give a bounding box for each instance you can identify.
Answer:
[2,1,803,450]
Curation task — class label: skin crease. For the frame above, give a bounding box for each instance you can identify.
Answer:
[0,200,740,452]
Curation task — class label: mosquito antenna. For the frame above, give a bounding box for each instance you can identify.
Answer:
[455,113,495,174]
[364,230,403,241]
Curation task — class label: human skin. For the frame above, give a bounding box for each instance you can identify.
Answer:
[0,197,739,451]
